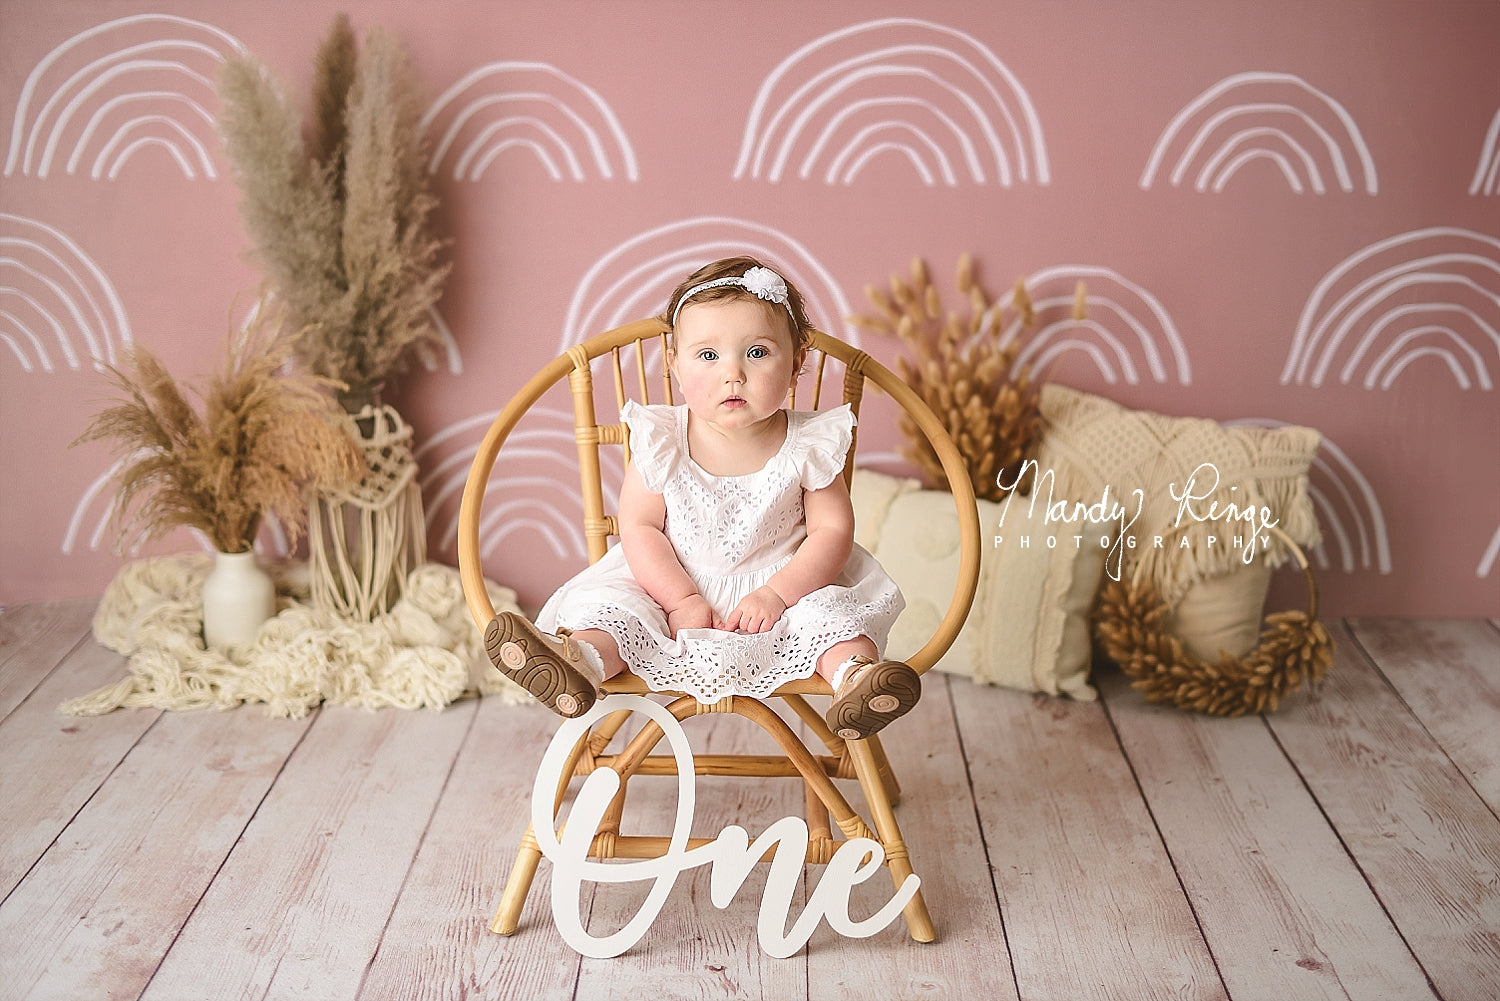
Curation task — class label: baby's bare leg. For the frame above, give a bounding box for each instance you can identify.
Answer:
[568,628,630,681]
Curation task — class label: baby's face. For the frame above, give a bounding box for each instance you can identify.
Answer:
[669,297,800,434]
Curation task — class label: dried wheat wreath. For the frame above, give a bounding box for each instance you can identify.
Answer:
[1094,525,1334,716]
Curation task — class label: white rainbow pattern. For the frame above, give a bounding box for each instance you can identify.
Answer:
[414,305,463,376]
[734,17,1048,187]
[4,13,244,180]
[988,265,1191,385]
[1141,71,1376,195]
[559,216,855,353]
[1470,108,1500,196]
[1478,526,1500,578]
[417,406,626,565]
[419,61,638,183]
[1282,227,1500,389]
[1,212,131,372]
[1224,419,1391,575]
[64,459,292,558]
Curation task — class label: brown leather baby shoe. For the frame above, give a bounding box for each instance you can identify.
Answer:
[825,656,921,740]
[485,611,600,718]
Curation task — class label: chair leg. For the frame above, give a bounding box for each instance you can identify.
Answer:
[862,732,902,806]
[491,825,543,935]
[846,737,935,943]
[782,693,903,806]
[491,725,596,935]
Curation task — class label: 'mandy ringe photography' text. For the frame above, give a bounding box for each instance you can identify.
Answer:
[994,460,1280,580]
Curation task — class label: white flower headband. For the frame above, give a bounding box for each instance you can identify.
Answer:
[670,265,796,327]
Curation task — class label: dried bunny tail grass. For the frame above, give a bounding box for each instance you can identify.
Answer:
[73,304,366,554]
[851,254,1042,501]
[1093,565,1334,717]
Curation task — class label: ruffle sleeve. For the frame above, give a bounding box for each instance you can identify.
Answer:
[620,401,681,492]
[792,403,856,490]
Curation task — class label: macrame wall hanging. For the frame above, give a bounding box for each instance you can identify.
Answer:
[308,404,427,623]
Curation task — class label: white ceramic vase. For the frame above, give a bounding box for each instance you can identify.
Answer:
[202,549,277,649]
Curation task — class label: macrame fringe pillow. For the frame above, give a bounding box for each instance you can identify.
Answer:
[1035,383,1322,604]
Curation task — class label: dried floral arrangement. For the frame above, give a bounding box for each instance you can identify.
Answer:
[216,14,449,411]
[1093,527,1333,716]
[73,306,365,554]
[852,256,1046,501]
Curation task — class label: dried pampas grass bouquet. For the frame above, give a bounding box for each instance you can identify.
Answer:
[852,255,1042,501]
[216,13,449,412]
[73,304,366,554]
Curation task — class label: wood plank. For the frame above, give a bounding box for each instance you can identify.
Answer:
[0,599,96,721]
[0,639,159,899]
[804,674,1020,1000]
[1350,617,1500,814]
[139,701,475,1000]
[572,700,809,1001]
[359,698,585,1001]
[953,680,1227,1001]
[1097,666,1437,1001]
[1266,621,1500,1001]
[0,706,312,1001]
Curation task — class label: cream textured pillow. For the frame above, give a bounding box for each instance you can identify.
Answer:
[1169,561,1273,660]
[1034,384,1321,658]
[852,469,1108,699]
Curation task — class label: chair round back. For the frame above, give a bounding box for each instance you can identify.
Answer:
[458,321,980,675]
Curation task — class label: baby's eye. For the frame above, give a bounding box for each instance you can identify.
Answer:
[747,346,769,359]
[697,349,718,361]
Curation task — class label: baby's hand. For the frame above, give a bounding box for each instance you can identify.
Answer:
[666,594,721,636]
[725,586,788,634]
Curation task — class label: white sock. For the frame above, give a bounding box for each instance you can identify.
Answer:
[828,655,872,691]
[572,638,606,686]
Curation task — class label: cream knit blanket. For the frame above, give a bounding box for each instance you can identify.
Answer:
[63,554,528,717]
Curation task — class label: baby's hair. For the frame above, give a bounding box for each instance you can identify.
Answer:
[661,256,814,355]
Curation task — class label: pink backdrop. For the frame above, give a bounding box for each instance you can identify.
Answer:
[2,0,1497,616]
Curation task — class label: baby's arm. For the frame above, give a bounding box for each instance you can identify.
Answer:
[618,463,721,634]
[725,474,855,633]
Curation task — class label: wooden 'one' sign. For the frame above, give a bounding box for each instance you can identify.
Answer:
[530,695,921,958]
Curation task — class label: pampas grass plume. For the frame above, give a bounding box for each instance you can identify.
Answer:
[74,303,366,554]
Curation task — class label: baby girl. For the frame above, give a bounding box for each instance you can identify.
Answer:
[487,257,919,740]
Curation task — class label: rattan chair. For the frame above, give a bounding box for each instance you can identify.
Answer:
[457,318,980,944]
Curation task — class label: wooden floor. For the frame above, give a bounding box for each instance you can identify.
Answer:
[1,601,1497,1001]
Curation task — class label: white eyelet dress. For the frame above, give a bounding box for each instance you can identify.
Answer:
[535,401,905,702]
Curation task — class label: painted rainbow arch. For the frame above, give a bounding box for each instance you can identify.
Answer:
[734,17,1048,188]
[0,213,131,372]
[1470,108,1500,197]
[559,216,855,353]
[416,406,624,565]
[4,13,245,180]
[1282,227,1500,390]
[419,61,638,183]
[1141,71,1376,195]
[989,265,1191,386]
